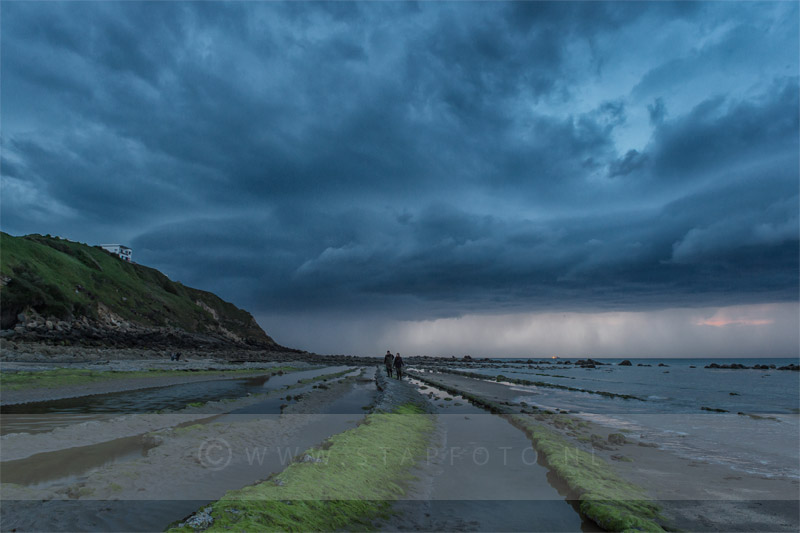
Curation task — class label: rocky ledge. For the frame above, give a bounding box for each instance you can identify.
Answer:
[2,307,279,351]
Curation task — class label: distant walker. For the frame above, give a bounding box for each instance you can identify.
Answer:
[383,350,394,378]
[100,244,133,263]
[393,352,405,380]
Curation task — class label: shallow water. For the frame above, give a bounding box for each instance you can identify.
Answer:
[319,378,376,414]
[1,434,154,488]
[1,368,370,491]
[457,358,800,414]
[0,371,375,532]
[0,366,351,435]
[438,360,800,480]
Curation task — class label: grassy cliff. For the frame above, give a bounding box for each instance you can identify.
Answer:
[0,232,274,347]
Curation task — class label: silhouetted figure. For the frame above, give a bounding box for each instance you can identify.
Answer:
[393,353,404,380]
[384,350,394,377]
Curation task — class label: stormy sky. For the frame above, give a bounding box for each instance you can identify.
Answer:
[2,1,798,357]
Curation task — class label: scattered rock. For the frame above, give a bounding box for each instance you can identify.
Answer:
[590,434,614,450]
[618,360,632,366]
[182,507,214,529]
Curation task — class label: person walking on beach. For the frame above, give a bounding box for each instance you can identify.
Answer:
[393,352,405,380]
[384,350,394,378]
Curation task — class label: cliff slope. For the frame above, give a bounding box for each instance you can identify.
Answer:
[0,233,275,348]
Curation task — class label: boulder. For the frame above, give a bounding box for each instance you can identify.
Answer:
[618,360,632,366]
[182,507,214,530]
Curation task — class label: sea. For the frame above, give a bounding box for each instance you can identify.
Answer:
[451,357,800,480]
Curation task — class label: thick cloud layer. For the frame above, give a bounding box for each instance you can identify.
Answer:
[2,2,797,353]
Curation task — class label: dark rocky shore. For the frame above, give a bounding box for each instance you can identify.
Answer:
[2,308,281,351]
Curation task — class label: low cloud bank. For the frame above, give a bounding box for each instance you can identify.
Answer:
[261,303,799,358]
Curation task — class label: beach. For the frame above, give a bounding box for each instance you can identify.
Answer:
[1,353,798,531]
[407,364,799,532]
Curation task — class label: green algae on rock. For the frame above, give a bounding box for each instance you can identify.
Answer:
[167,403,434,532]
[0,366,302,391]
[409,371,665,532]
[510,415,664,532]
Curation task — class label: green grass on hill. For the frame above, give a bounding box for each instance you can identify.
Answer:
[0,232,272,344]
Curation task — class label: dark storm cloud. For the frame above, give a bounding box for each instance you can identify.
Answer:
[2,1,798,324]
[647,98,666,126]
[649,80,798,183]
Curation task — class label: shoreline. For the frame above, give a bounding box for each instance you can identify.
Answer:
[409,369,799,532]
[0,360,313,406]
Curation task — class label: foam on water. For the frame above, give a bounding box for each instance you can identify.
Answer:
[463,358,800,480]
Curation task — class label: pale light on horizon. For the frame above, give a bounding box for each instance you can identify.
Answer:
[260,302,800,358]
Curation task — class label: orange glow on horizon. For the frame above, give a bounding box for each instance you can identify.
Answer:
[696,318,774,327]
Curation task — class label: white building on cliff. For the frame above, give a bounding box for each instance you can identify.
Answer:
[99,244,133,262]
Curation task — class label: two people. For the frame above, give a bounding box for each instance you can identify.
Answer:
[383,350,405,380]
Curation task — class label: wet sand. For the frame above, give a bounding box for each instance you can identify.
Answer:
[412,370,799,532]
[0,359,314,406]
[379,376,593,532]
[4,357,795,532]
[1,370,376,531]
[0,366,352,460]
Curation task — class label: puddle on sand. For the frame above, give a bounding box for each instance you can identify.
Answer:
[1,412,374,531]
[2,370,368,489]
[255,366,352,390]
[396,378,598,532]
[0,366,352,435]
[1,434,156,489]
[1,368,363,490]
[319,376,376,414]
[217,367,370,420]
